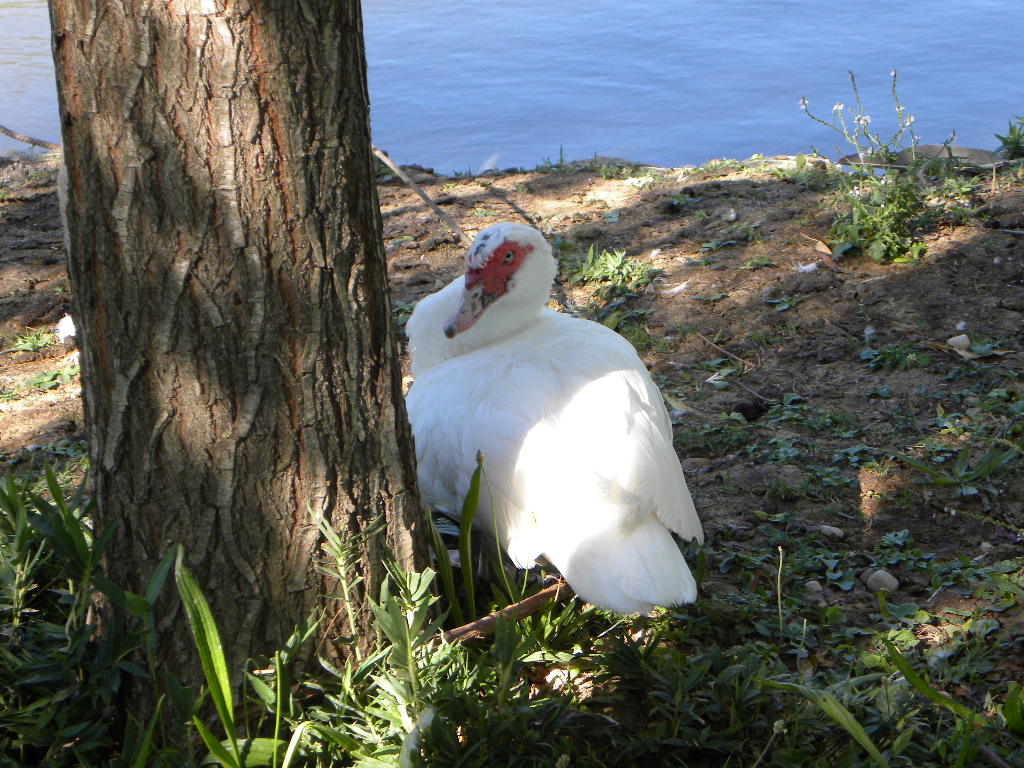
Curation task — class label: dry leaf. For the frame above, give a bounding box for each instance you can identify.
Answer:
[800,235,840,270]
[924,340,1014,360]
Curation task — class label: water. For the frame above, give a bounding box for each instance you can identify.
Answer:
[0,0,57,154]
[3,1,1022,172]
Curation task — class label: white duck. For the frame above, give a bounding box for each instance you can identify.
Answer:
[405,223,703,613]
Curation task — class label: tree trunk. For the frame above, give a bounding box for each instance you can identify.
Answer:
[48,0,425,707]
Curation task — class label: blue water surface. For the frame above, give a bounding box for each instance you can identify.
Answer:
[3,0,1022,173]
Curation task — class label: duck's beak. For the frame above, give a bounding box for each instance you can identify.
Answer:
[443,282,495,338]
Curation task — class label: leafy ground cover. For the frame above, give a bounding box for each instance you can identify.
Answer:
[1,112,1023,765]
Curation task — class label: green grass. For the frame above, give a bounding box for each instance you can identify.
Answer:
[2,457,1023,766]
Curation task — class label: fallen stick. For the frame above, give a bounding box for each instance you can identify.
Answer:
[979,745,1013,768]
[372,145,465,242]
[0,124,60,150]
[442,580,573,644]
[695,330,755,372]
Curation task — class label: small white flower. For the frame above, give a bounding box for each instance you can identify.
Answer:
[832,103,844,112]
[907,115,915,124]
[856,114,871,126]
[800,97,808,110]
[890,69,897,78]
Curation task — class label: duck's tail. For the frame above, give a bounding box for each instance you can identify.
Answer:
[547,516,697,614]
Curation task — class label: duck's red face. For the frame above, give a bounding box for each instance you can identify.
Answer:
[444,239,533,338]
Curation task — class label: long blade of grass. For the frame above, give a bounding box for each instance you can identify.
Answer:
[44,464,68,515]
[427,515,463,626]
[760,679,889,768]
[882,639,985,726]
[145,548,176,605]
[1004,682,1024,734]
[280,721,317,768]
[26,496,87,576]
[194,715,240,768]
[175,547,240,765]
[128,695,164,768]
[459,452,484,617]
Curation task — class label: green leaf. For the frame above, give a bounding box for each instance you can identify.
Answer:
[1004,682,1024,733]
[882,639,985,726]
[459,452,484,617]
[693,292,727,302]
[128,696,164,768]
[194,716,240,768]
[145,548,176,605]
[760,679,889,767]
[427,516,463,626]
[91,519,119,560]
[891,726,916,756]
[739,257,775,270]
[125,591,153,618]
[245,672,277,707]
[176,548,240,765]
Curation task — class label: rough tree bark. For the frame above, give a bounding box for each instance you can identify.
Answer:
[48,0,425,705]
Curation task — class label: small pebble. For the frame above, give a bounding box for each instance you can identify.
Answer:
[947,333,971,350]
[679,457,714,473]
[818,524,845,539]
[804,580,827,606]
[979,542,995,552]
[866,569,899,592]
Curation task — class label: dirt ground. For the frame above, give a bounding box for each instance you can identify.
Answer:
[2,150,1022,614]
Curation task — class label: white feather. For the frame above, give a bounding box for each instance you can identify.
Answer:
[406,223,703,613]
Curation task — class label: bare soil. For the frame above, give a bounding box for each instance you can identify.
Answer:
[2,151,1022,617]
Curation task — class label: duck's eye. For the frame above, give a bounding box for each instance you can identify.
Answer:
[502,251,515,263]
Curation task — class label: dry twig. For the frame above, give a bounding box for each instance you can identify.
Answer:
[0,124,59,150]
[373,145,465,242]
[695,331,755,372]
[442,580,572,644]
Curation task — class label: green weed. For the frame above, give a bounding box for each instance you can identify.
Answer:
[995,116,1024,160]
[392,300,416,329]
[802,71,988,263]
[6,328,56,353]
[861,343,931,371]
[568,245,661,296]
[829,173,931,263]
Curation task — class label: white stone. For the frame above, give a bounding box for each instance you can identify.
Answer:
[947,334,971,350]
[866,569,899,592]
[818,525,845,539]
